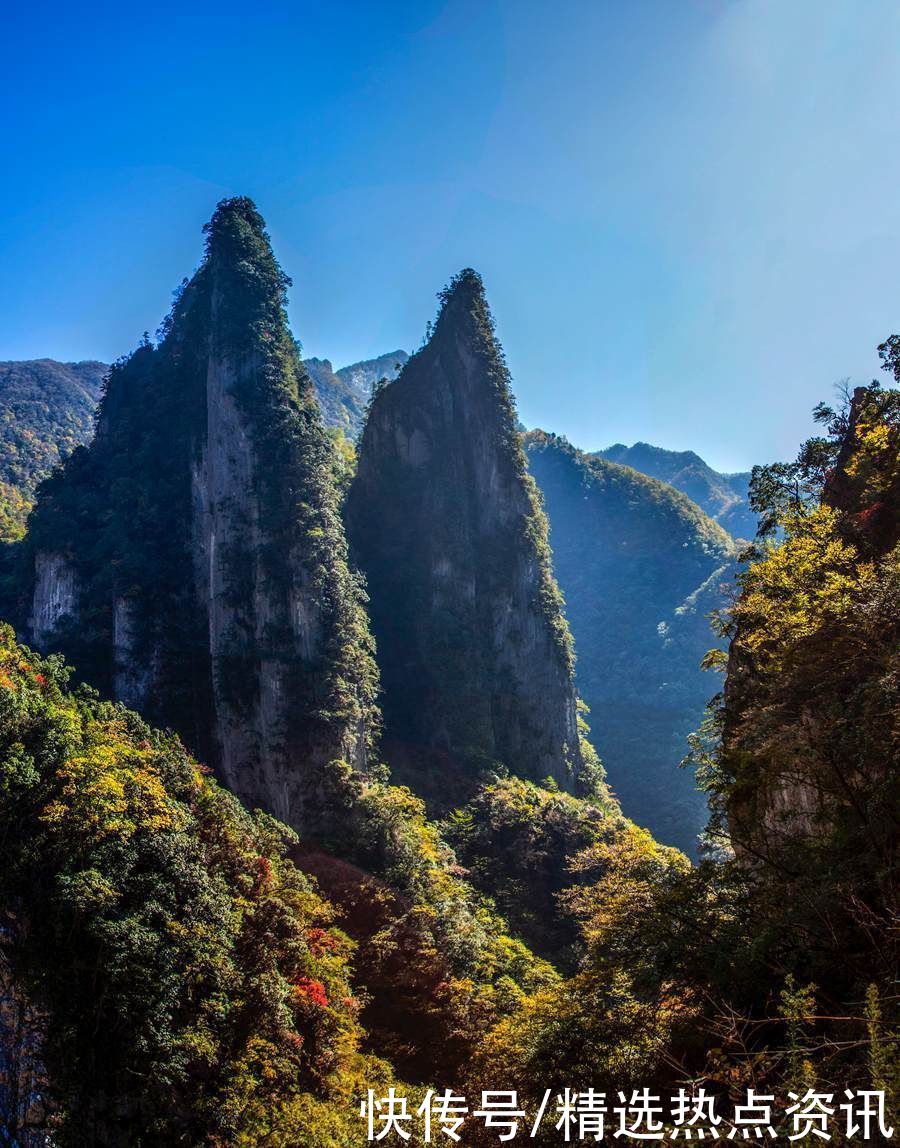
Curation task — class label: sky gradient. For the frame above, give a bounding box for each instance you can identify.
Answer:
[4,0,900,471]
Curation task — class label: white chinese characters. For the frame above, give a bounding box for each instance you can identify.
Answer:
[359,1087,894,1142]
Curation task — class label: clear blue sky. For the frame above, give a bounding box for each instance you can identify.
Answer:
[4,0,900,471]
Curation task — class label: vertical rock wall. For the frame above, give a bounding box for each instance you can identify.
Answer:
[347,270,587,800]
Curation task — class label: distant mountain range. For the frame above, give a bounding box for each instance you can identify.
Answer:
[304,349,408,436]
[526,431,737,850]
[0,203,887,1146]
[598,441,756,540]
[0,358,755,541]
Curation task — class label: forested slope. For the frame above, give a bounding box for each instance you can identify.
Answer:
[526,430,736,851]
[0,199,895,1145]
[0,360,105,539]
[599,440,755,540]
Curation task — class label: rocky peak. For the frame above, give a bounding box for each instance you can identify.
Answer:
[346,270,599,804]
[23,198,379,832]
[335,349,408,398]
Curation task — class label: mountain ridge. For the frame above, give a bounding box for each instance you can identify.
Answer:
[525,429,738,851]
[21,198,380,831]
[0,358,107,538]
[598,439,756,540]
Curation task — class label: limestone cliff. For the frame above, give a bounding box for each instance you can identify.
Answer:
[23,198,379,830]
[345,270,597,802]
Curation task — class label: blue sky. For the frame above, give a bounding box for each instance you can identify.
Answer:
[4,0,900,471]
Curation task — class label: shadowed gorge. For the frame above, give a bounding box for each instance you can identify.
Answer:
[525,431,737,851]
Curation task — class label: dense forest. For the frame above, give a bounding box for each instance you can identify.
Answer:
[0,360,105,541]
[0,360,740,849]
[0,199,896,1145]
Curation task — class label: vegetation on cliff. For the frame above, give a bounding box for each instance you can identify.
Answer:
[457,377,898,1133]
[1,201,896,1144]
[444,775,618,968]
[0,625,565,1143]
[698,378,899,1001]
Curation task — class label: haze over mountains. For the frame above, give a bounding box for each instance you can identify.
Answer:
[526,432,737,850]
[599,441,756,540]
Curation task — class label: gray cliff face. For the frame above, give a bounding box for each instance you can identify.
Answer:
[111,595,156,711]
[193,349,282,813]
[29,553,78,650]
[346,271,585,802]
[192,335,350,824]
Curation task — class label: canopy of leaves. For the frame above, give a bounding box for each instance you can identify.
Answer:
[689,378,900,1055]
[0,624,388,1146]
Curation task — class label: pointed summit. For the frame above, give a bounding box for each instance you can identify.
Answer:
[346,272,602,804]
[25,199,379,829]
[435,266,488,314]
[400,266,519,412]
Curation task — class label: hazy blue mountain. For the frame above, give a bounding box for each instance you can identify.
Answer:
[598,441,756,540]
[527,431,738,852]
